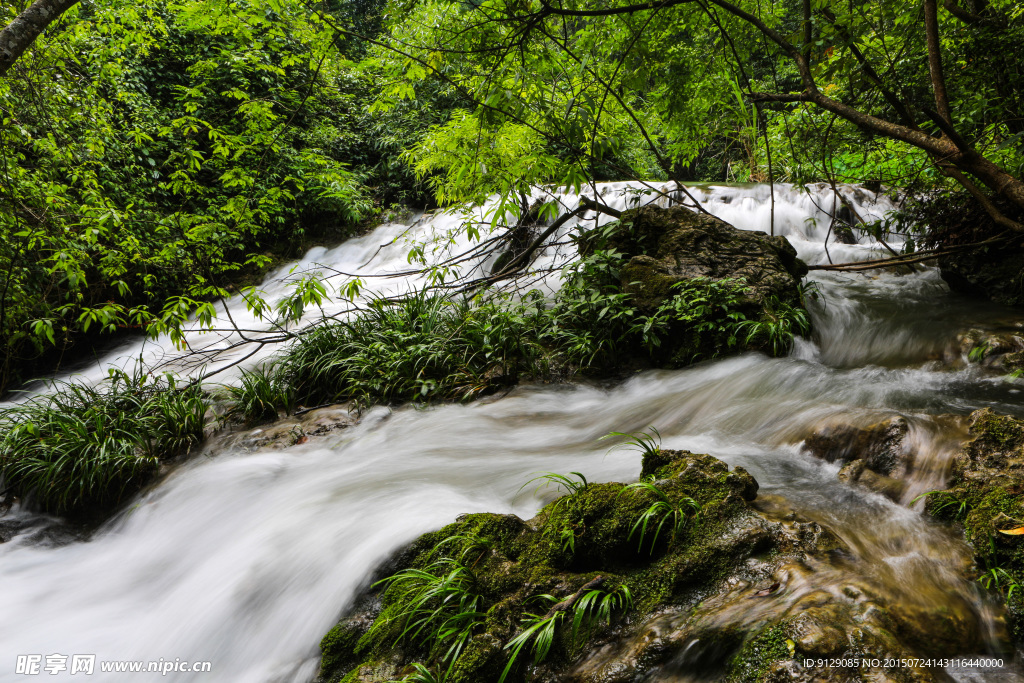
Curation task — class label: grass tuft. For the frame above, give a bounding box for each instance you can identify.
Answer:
[0,367,208,515]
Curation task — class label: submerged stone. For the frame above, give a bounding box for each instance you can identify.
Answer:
[801,416,912,478]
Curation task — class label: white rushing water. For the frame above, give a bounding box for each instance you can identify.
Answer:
[0,182,1020,681]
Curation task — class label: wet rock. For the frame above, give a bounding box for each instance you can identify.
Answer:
[926,408,1024,644]
[601,204,808,313]
[298,404,360,436]
[227,403,358,450]
[939,241,1024,308]
[317,448,979,683]
[957,326,1024,372]
[802,416,912,478]
[837,460,906,502]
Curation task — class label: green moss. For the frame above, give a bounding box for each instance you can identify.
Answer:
[924,409,1024,646]
[726,624,794,682]
[967,410,1024,454]
[317,450,772,682]
[446,634,503,683]
[320,620,365,681]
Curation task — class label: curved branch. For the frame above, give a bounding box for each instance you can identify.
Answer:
[943,0,982,24]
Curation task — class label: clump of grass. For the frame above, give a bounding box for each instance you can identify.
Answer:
[279,289,547,407]
[518,471,590,499]
[500,584,632,682]
[0,367,208,515]
[602,426,662,458]
[370,557,487,678]
[225,365,296,424]
[618,480,700,554]
[736,296,811,355]
[395,663,441,683]
[980,566,1022,599]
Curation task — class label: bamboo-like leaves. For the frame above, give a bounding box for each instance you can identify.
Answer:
[0,367,208,514]
[618,480,700,554]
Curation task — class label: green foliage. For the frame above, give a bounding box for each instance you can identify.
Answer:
[225,365,296,424]
[913,489,970,519]
[518,472,590,499]
[370,557,486,677]
[395,663,441,683]
[499,584,632,683]
[736,297,811,356]
[617,480,700,554]
[0,367,207,514]
[436,532,494,564]
[276,251,793,411]
[980,566,1023,600]
[543,252,761,369]
[279,289,547,407]
[0,0,440,390]
[602,426,662,459]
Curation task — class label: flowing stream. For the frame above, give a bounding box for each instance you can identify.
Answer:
[1,182,1022,681]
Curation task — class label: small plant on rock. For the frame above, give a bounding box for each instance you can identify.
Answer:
[602,426,662,459]
[499,583,632,682]
[394,662,441,683]
[370,557,486,677]
[618,480,700,554]
[736,296,811,356]
[518,471,590,498]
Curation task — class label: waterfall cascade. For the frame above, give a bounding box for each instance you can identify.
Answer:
[1,182,1019,682]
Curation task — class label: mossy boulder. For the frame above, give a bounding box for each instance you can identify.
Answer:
[926,408,1024,643]
[599,204,808,313]
[317,449,978,683]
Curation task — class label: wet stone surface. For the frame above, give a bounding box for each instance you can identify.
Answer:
[317,451,987,683]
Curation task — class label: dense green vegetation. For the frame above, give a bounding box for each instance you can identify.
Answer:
[0,367,205,514]
[0,0,453,388]
[2,0,1024,392]
[230,262,806,422]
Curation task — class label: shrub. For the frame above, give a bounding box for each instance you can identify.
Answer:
[0,368,208,515]
[278,290,547,408]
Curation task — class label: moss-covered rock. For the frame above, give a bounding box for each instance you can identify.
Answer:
[925,408,1024,643]
[602,204,808,313]
[317,448,978,683]
[957,326,1024,373]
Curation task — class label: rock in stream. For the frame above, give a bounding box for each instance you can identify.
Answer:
[317,449,984,683]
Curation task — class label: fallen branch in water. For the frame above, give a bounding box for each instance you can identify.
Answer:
[807,234,1013,272]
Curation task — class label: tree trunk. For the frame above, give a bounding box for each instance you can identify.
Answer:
[0,0,80,76]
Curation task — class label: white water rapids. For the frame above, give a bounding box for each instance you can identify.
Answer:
[1,182,1021,681]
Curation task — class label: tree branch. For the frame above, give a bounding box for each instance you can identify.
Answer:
[539,0,694,17]
[943,0,982,24]
[0,0,79,76]
[924,0,953,125]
